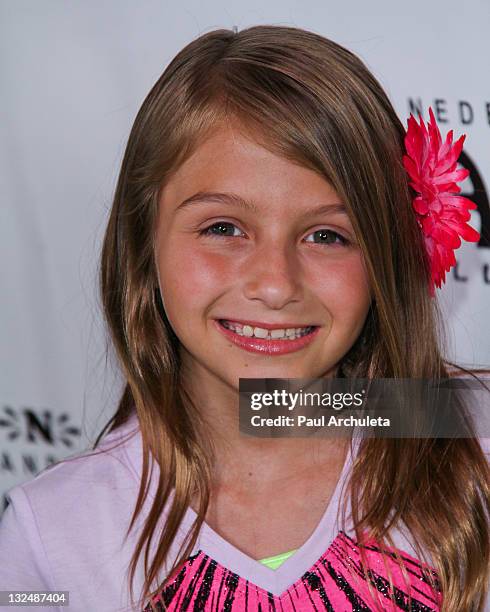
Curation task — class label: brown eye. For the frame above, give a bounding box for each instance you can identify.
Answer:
[199,222,243,238]
[305,229,349,246]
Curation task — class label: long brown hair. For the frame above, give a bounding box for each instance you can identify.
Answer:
[94,25,490,610]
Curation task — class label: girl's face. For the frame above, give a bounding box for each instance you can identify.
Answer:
[155,124,372,390]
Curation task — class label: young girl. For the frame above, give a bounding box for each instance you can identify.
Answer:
[0,25,489,612]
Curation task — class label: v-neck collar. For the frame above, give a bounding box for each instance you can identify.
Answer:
[118,412,359,598]
[180,439,357,597]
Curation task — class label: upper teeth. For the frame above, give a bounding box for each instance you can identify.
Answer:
[222,321,312,339]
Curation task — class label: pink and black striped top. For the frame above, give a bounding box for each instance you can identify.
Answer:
[145,530,441,610]
[144,436,442,611]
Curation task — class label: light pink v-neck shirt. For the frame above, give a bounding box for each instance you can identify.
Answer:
[0,411,488,611]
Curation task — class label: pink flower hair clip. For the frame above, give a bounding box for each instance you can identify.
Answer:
[402,107,480,297]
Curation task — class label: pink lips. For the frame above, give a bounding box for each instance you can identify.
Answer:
[214,319,320,355]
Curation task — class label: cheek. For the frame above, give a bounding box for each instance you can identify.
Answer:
[310,256,371,322]
[157,243,234,315]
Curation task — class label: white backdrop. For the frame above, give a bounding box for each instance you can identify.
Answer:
[1,0,489,511]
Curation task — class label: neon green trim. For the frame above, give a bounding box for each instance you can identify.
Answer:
[258,548,297,570]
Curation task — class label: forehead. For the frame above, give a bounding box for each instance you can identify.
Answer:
[159,124,342,212]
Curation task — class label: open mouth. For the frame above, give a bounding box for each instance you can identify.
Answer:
[217,319,318,340]
[214,319,321,355]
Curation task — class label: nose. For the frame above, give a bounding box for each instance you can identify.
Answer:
[241,240,303,309]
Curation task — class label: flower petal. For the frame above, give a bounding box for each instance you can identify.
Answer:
[403,106,477,295]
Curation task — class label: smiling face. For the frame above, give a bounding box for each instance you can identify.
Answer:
[154,123,372,392]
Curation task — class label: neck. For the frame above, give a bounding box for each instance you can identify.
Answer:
[179,360,348,491]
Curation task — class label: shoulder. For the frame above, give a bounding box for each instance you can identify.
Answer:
[0,411,145,593]
[0,412,165,607]
[0,411,148,563]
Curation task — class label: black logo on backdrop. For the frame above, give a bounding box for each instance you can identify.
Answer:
[408,97,490,126]
[0,405,81,512]
[0,405,80,446]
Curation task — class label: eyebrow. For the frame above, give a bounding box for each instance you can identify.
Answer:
[175,191,348,217]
